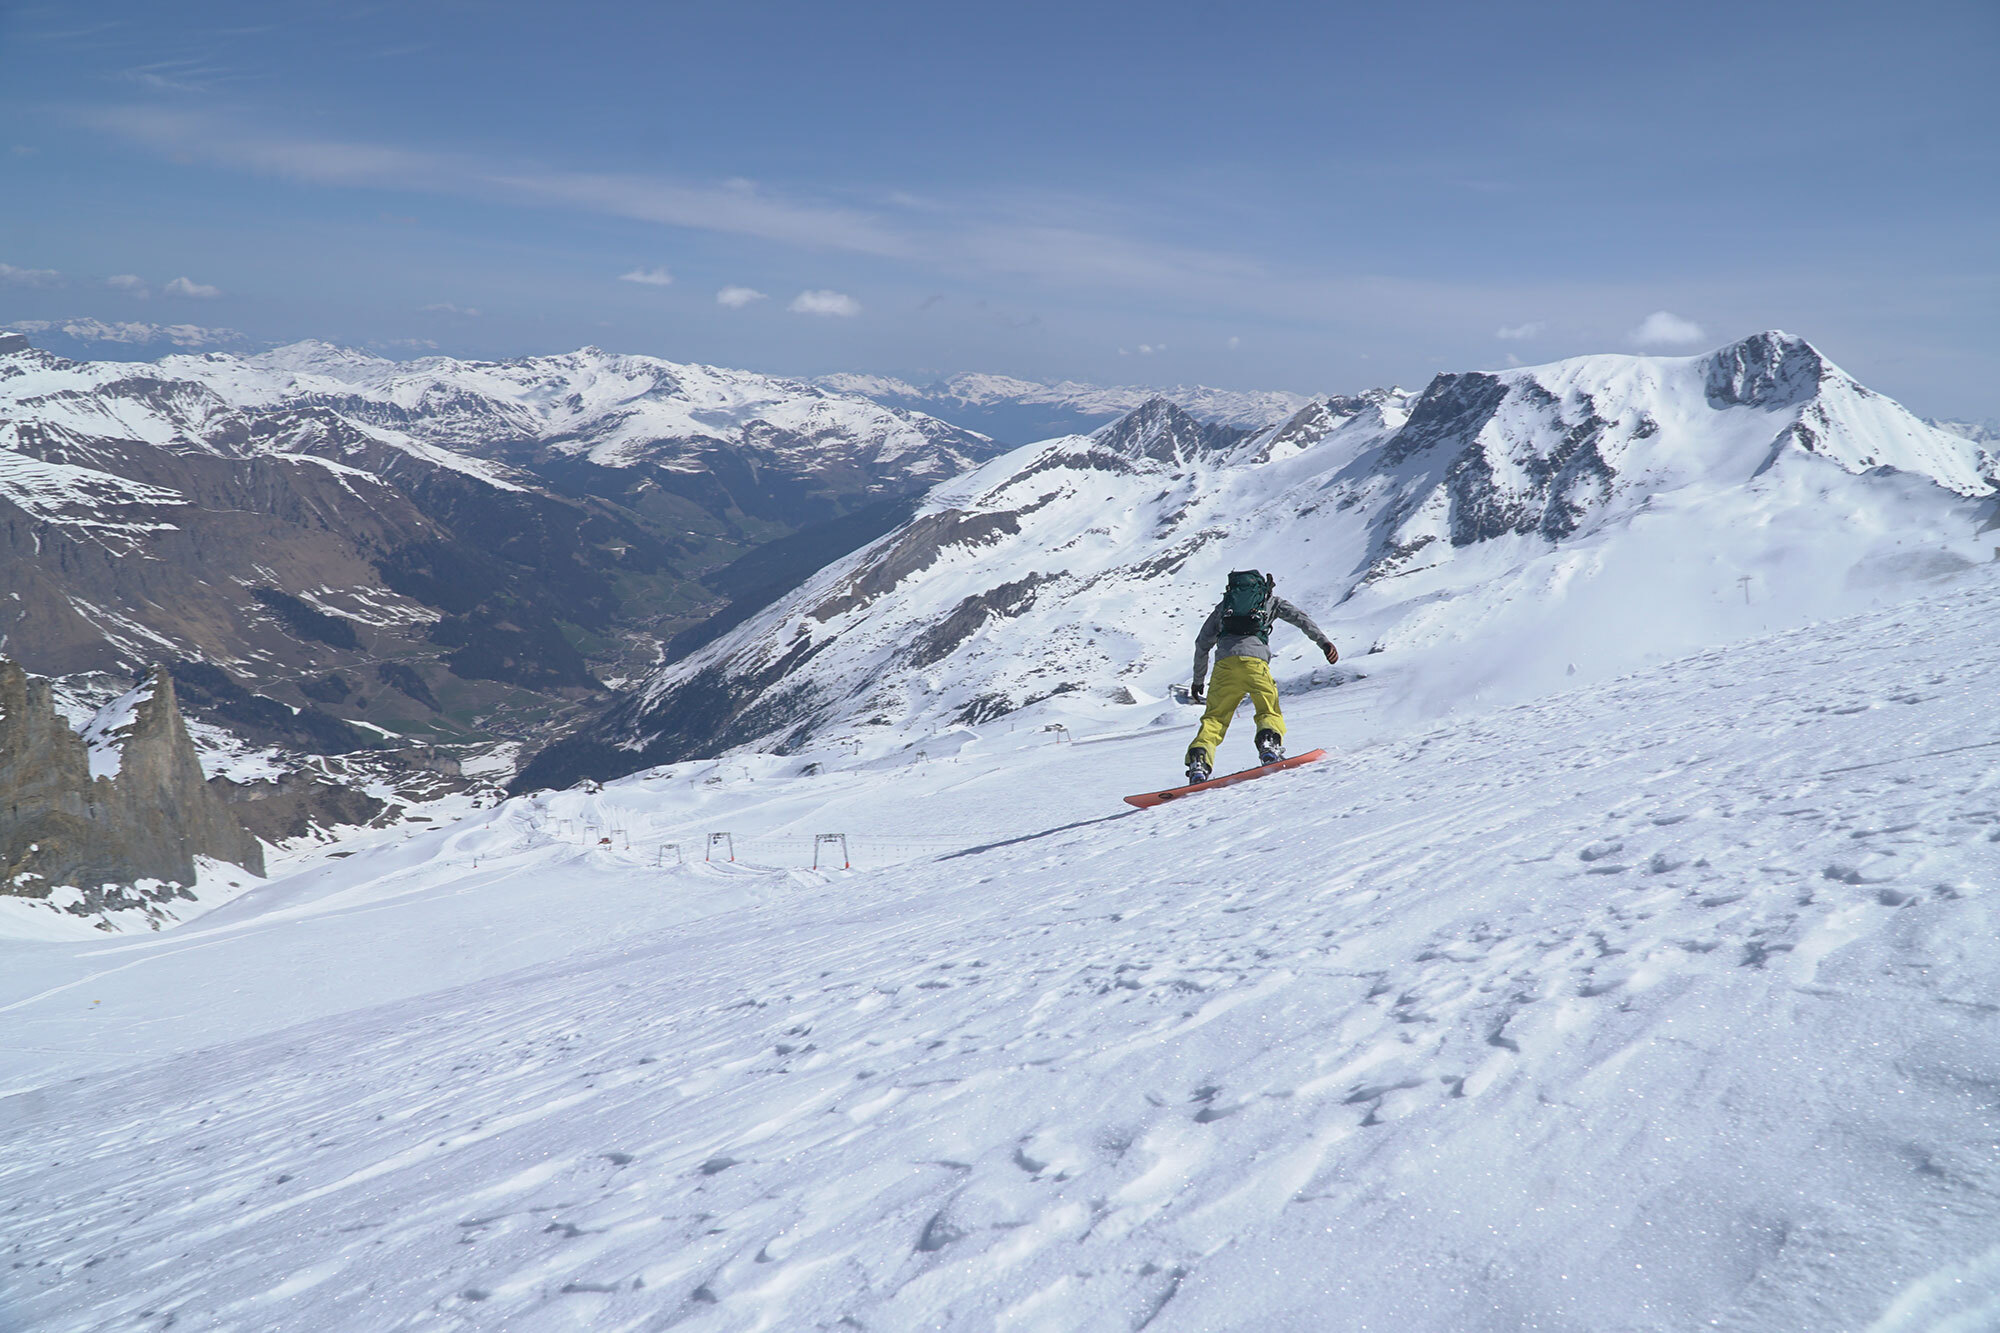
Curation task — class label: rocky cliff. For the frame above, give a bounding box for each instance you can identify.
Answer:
[1,658,264,921]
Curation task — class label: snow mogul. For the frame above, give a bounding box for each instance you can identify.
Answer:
[1184,569,1338,784]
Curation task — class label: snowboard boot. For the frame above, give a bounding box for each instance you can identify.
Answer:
[1255,728,1285,765]
[1184,747,1212,785]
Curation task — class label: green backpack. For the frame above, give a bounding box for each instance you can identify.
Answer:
[1219,570,1274,640]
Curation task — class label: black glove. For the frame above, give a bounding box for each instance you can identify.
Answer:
[1189,680,1206,703]
[1323,642,1339,665]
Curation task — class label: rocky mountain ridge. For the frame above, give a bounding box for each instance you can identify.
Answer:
[518,332,1997,790]
[1,658,264,927]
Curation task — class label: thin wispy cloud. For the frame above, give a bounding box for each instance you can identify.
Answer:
[106,274,149,297]
[1628,311,1705,347]
[493,171,909,258]
[0,262,63,288]
[73,108,1290,308]
[716,286,767,308]
[163,276,220,298]
[790,290,860,317]
[1496,321,1546,340]
[421,303,481,317]
[123,59,235,94]
[618,267,674,287]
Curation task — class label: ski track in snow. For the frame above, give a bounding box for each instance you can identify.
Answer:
[5,576,2000,1331]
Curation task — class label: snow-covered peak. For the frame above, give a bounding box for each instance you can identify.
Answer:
[1091,396,1242,464]
[814,372,928,399]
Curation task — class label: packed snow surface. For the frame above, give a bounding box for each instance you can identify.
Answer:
[5,565,2000,1331]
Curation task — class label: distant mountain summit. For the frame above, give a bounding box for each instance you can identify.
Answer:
[1926,416,2000,446]
[519,333,1997,790]
[816,371,1310,442]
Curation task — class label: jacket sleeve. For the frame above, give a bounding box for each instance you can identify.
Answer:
[1192,605,1222,682]
[1271,596,1332,650]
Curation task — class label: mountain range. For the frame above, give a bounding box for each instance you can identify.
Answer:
[0,334,1004,742]
[6,325,1996,840]
[817,371,1312,441]
[519,332,1998,791]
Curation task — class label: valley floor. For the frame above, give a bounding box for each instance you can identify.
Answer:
[4,570,2000,1331]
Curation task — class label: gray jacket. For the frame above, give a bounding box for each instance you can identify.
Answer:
[1194,594,1332,682]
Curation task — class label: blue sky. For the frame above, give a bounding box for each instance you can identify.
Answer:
[1,0,1994,416]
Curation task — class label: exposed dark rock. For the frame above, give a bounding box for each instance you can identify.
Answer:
[210,770,389,844]
[1704,332,1824,410]
[299,672,352,704]
[1094,398,1247,465]
[1,659,264,913]
[954,692,1020,725]
[429,602,600,691]
[1379,373,1511,469]
[808,507,1032,622]
[376,662,442,711]
[905,575,1053,669]
[168,660,376,754]
[250,586,362,650]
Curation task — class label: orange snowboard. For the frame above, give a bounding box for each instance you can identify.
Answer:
[1123,748,1327,808]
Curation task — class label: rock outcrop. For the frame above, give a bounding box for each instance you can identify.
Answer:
[0,659,264,916]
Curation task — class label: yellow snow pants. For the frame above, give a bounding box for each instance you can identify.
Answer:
[1189,655,1284,764]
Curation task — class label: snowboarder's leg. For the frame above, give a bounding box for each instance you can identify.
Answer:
[1244,660,1286,762]
[1188,657,1251,768]
[1244,659,1285,741]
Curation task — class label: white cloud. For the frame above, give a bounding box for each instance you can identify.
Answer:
[1495,321,1545,340]
[1628,310,1705,347]
[9,318,243,347]
[420,302,481,317]
[106,273,149,297]
[619,266,674,286]
[790,289,860,317]
[0,262,62,287]
[163,276,220,298]
[716,286,767,308]
[1226,335,1241,350]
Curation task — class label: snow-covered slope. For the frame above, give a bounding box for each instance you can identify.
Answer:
[818,370,1312,440]
[531,333,1996,787]
[6,563,2000,1330]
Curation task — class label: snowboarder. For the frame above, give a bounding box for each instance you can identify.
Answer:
[1185,570,1337,784]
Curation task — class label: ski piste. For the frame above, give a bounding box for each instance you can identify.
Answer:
[1123,748,1327,808]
